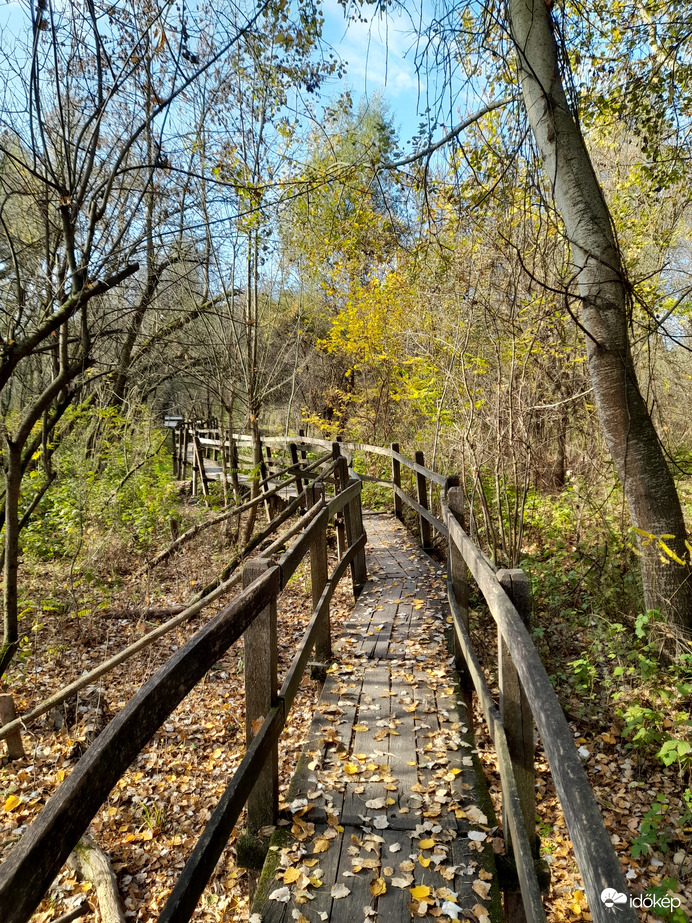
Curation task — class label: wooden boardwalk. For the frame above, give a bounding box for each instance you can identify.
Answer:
[253,512,501,923]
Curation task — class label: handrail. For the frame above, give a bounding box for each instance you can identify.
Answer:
[0,449,368,923]
[157,531,367,923]
[205,432,635,923]
[0,568,280,923]
[443,498,636,923]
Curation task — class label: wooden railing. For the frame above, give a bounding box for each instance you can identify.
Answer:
[214,433,634,923]
[0,445,366,923]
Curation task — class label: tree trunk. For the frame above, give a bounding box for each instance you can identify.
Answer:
[0,441,22,677]
[508,0,692,629]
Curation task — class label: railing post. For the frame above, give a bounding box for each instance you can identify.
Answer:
[497,568,536,922]
[241,559,278,864]
[346,478,367,598]
[391,442,403,520]
[310,492,330,677]
[259,443,272,523]
[332,442,347,560]
[0,694,25,760]
[181,425,189,483]
[446,485,470,672]
[415,450,432,551]
[171,426,179,478]
[289,441,304,507]
[193,433,210,500]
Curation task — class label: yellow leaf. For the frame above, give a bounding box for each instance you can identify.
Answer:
[283,867,301,883]
[313,837,331,854]
[418,838,435,849]
[370,877,387,896]
[418,855,431,868]
[344,762,360,775]
[353,724,369,732]
[410,885,431,901]
[3,795,21,812]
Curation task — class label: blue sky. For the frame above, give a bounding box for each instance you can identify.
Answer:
[320,0,428,144]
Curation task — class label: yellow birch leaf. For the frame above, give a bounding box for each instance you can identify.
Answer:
[418,838,435,849]
[3,795,21,812]
[410,885,431,901]
[370,877,387,896]
[312,837,331,854]
[283,867,301,883]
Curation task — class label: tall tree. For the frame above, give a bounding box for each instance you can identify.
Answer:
[344,0,692,629]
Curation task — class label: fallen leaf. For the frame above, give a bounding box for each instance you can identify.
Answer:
[331,884,351,899]
[391,875,414,889]
[473,880,491,900]
[410,885,431,901]
[269,887,291,902]
[370,877,387,896]
[441,901,461,920]
[283,867,302,884]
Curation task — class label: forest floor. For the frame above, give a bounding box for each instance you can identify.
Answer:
[0,501,690,922]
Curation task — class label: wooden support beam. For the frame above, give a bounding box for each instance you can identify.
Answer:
[391,442,403,520]
[310,497,330,674]
[331,443,347,560]
[0,694,25,760]
[415,450,432,551]
[242,560,279,839]
[446,485,472,710]
[289,442,303,506]
[497,568,536,923]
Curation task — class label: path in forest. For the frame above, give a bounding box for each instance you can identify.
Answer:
[253,512,501,923]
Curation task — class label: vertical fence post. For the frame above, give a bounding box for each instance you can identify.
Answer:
[193,433,210,500]
[446,483,474,727]
[181,425,189,483]
[0,694,25,760]
[310,492,330,677]
[332,443,347,560]
[391,442,403,520]
[242,559,279,840]
[497,568,536,922]
[414,450,432,551]
[346,476,367,597]
[289,441,304,508]
[259,442,272,524]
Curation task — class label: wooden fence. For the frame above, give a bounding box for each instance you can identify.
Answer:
[0,425,636,923]
[199,432,633,923]
[170,432,637,923]
[0,444,366,923]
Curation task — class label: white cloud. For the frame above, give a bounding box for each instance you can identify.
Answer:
[322,0,421,102]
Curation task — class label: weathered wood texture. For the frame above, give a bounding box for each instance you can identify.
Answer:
[0,569,280,923]
[253,513,501,923]
[0,693,25,759]
[444,512,637,923]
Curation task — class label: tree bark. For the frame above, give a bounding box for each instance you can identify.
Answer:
[508,0,692,629]
[67,836,125,923]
